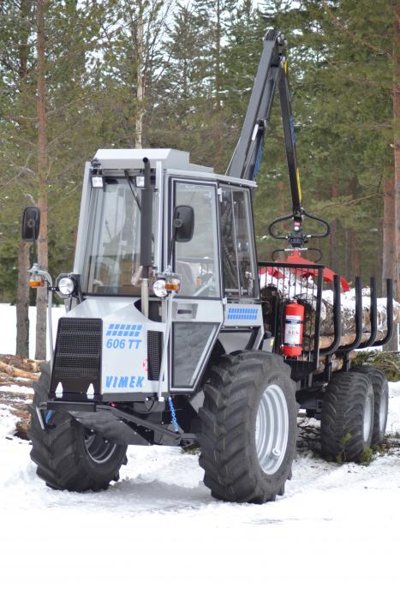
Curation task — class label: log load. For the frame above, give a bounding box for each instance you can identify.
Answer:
[320,288,398,334]
[261,275,400,351]
[315,288,399,349]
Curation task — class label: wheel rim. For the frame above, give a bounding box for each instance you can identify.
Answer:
[378,389,388,434]
[363,386,374,443]
[255,384,289,475]
[84,430,118,464]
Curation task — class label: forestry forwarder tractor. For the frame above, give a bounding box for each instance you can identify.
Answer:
[23,30,393,504]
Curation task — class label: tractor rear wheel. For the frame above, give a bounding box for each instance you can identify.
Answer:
[198,351,297,504]
[320,371,374,463]
[352,366,388,445]
[29,363,127,491]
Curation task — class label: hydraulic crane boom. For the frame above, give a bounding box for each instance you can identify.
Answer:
[227,30,302,220]
[227,29,330,248]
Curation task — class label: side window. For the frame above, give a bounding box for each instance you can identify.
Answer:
[233,189,256,297]
[174,181,220,298]
[220,186,257,298]
[220,188,239,294]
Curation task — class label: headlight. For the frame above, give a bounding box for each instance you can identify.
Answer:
[58,276,76,297]
[153,274,181,298]
[91,175,104,188]
[153,278,168,298]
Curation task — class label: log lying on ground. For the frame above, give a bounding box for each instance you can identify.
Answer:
[0,354,41,372]
[0,355,40,441]
[0,355,41,382]
[0,361,39,381]
[0,373,36,387]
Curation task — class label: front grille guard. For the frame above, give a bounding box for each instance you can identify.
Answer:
[50,317,102,398]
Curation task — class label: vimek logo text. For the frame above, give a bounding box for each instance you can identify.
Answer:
[105,375,145,389]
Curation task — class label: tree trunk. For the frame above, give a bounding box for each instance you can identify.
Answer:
[344,228,359,282]
[383,178,397,350]
[349,175,360,281]
[15,0,33,358]
[350,230,360,279]
[35,0,48,360]
[135,7,145,148]
[16,241,30,357]
[382,177,396,285]
[389,4,400,351]
[344,228,351,281]
[328,219,337,272]
[212,0,223,172]
[395,6,400,296]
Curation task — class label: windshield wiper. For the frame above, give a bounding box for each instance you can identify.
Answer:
[125,169,155,245]
[124,170,142,212]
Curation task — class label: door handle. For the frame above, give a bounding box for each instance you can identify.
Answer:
[173,303,198,320]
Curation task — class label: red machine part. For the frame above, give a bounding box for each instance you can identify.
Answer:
[259,251,350,292]
[282,302,304,357]
[284,251,350,291]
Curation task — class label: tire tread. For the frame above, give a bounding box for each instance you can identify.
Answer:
[198,351,297,504]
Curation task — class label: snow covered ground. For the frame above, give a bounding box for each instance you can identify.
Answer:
[1,303,400,599]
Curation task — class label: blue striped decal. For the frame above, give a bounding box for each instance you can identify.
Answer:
[106,323,143,337]
[226,307,259,321]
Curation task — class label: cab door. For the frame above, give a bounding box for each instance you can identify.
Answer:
[218,185,264,352]
[169,178,224,393]
[220,185,258,300]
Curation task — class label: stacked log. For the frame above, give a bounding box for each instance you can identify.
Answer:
[0,354,41,385]
[0,355,40,439]
[261,274,400,351]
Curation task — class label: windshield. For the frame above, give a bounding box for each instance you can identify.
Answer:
[82,176,156,295]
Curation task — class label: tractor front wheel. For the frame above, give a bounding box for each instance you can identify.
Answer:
[29,363,127,491]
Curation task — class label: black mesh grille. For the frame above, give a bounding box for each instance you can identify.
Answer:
[51,318,102,395]
[147,330,162,381]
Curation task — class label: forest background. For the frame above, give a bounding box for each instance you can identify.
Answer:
[0,0,399,358]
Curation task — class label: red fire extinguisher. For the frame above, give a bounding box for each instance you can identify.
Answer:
[282,302,304,358]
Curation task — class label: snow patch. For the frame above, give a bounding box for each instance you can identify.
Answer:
[1,307,400,596]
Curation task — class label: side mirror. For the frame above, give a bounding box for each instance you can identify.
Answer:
[173,205,194,243]
[22,206,40,241]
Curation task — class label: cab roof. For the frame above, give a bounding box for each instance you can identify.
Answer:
[94,148,213,172]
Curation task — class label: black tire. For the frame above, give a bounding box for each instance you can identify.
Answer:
[198,351,297,504]
[29,363,128,491]
[320,371,374,463]
[352,366,388,445]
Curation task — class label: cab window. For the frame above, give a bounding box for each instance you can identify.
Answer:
[220,186,257,298]
[173,181,220,298]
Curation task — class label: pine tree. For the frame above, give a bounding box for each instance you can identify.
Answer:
[256,0,393,284]
[0,0,37,355]
[0,0,113,355]
[152,2,211,155]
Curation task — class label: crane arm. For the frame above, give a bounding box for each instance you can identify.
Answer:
[226,29,302,220]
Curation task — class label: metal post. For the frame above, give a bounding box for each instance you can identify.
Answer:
[140,157,152,319]
[157,291,175,402]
